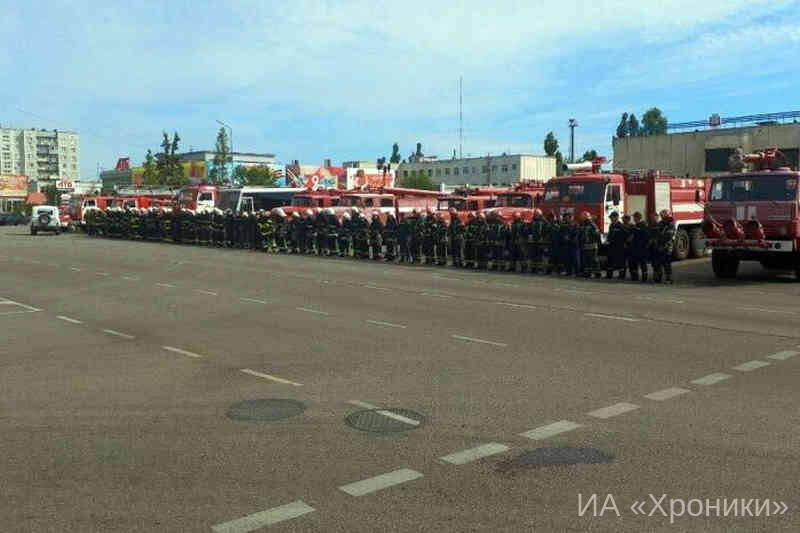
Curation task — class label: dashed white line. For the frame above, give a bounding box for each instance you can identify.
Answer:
[194,289,218,296]
[101,329,135,339]
[644,387,691,401]
[239,297,268,304]
[440,443,510,465]
[121,276,139,281]
[585,313,639,322]
[421,292,454,299]
[348,400,421,426]
[732,360,771,372]
[587,402,640,419]
[162,346,203,359]
[451,334,508,347]
[434,275,464,282]
[0,297,42,312]
[737,306,796,315]
[691,373,732,386]
[363,284,390,291]
[240,368,302,387]
[211,501,315,533]
[520,420,582,440]
[96,272,110,276]
[496,302,538,310]
[69,267,81,272]
[494,282,520,288]
[56,315,83,324]
[555,288,593,296]
[365,319,407,329]
[339,468,423,497]
[636,295,685,304]
[156,282,176,288]
[767,350,799,361]
[295,307,329,316]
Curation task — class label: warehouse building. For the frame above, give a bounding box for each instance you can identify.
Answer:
[396,153,556,188]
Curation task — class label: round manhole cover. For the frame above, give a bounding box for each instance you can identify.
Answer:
[227,399,306,422]
[497,447,614,473]
[345,408,425,432]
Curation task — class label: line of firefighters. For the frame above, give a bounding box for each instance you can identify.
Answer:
[84,206,677,283]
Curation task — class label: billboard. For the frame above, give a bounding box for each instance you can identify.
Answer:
[131,161,208,185]
[0,174,29,197]
[346,168,395,190]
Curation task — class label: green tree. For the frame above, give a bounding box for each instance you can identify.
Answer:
[615,112,629,138]
[543,131,559,156]
[166,131,187,187]
[555,150,564,175]
[233,165,277,187]
[401,172,436,190]
[376,156,386,169]
[581,149,598,162]
[155,131,171,185]
[389,142,401,164]
[210,127,231,185]
[142,149,157,185]
[42,183,58,205]
[628,114,640,137]
[641,107,668,136]
[415,142,423,157]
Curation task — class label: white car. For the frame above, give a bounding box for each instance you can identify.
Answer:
[30,205,62,235]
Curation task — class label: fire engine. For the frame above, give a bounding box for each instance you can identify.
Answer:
[436,186,500,223]
[176,185,219,213]
[481,182,546,223]
[280,188,345,217]
[328,187,441,222]
[702,149,800,278]
[542,157,708,260]
[217,187,306,213]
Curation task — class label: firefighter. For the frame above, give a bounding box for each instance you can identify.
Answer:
[369,212,384,260]
[408,209,422,264]
[563,212,581,276]
[653,209,676,284]
[314,209,327,255]
[397,213,411,263]
[475,212,490,270]
[354,212,370,259]
[529,209,546,274]
[545,212,561,274]
[448,208,465,268]
[421,208,436,265]
[646,212,660,281]
[383,212,398,261]
[487,212,504,271]
[580,211,601,278]
[323,208,337,256]
[433,212,449,266]
[464,212,479,268]
[622,213,635,279]
[630,211,649,281]
[196,209,210,246]
[606,211,627,279]
[510,212,527,273]
[288,212,301,253]
[339,211,352,257]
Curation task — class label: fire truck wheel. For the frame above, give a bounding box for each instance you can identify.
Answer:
[711,250,739,279]
[688,228,705,258]
[672,228,690,261]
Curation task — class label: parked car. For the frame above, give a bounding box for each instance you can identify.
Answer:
[30,206,62,235]
[0,212,29,226]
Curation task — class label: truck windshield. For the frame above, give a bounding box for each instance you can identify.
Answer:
[497,194,532,208]
[293,196,312,207]
[217,190,240,211]
[340,197,362,207]
[543,182,606,203]
[439,198,466,211]
[710,176,798,202]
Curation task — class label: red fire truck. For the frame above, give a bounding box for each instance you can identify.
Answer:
[481,182,546,223]
[280,188,345,217]
[702,149,800,278]
[176,185,219,213]
[330,187,441,222]
[542,158,708,260]
[436,186,500,223]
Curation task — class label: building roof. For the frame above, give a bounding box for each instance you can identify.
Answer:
[178,150,275,159]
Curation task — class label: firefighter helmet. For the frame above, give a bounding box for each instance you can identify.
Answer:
[659,209,672,220]
[448,207,457,215]
[513,212,522,220]
[342,212,351,220]
[478,212,486,220]
[533,208,543,218]
[326,208,335,215]
[580,211,592,221]
[467,211,476,219]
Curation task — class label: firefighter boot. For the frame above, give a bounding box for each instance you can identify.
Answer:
[605,270,613,279]
[618,269,627,280]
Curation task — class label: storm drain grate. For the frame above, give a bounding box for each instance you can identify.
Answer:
[345,408,425,433]
[227,399,306,422]
[496,447,614,473]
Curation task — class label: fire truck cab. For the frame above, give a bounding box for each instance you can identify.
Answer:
[177,185,218,213]
[482,182,545,223]
[437,187,499,223]
[702,149,800,278]
[331,187,441,222]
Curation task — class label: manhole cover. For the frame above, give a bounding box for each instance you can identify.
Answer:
[496,447,614,473]
[345,408,425,432]
[227,399,306,422]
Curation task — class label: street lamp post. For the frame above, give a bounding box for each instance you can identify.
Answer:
[216,120,233,185]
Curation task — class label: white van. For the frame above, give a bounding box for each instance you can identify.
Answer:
[30,205,61,235]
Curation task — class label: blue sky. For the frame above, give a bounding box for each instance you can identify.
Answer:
[2,0,800,178]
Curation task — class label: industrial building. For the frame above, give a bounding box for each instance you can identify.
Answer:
[613,112,800,177]
[396,154,556,188]
[0,127,80,181]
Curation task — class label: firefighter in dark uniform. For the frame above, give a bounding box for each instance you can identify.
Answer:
[355,212,371,259]
[475,212,490,270]
[529,208,546,273]
[646,212,660,281]
[510,212,527,273]
[606,211,627,279]
[421,209,436,265]
[464,212,479,268]
[314,209,327,255]
[369,212,384,260]
[653,209,676,284]
[580,211,601,278]
[287,212,301,253]
[448,208,465,268]
[339,211,353,257]
[622,213,634,279]
[545,212,561,274]
[325,208,339,256]
[432,212,448,266]
[383,212,398,261]
[630,211,649,281]
[487,212,504,271]
[408,210,422,264]
[397,213,411,263]
[563,212,581,276]
[273,209,287,252]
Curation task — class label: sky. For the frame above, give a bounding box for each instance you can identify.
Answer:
[2,0,800,178]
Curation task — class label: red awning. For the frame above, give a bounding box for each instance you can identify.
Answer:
[26,192,47,205]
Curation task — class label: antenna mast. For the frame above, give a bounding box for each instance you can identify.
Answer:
[459,76,463,159]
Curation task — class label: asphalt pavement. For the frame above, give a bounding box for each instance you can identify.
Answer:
[1,226,799,532]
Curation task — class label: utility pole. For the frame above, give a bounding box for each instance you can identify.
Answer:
[568,118,578,163]
[486,153,491,186]
[459,76,463,159]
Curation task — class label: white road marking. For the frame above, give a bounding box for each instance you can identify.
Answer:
[56,315,83,324]
[121,276,139,281]
[0,297,42,312]
[365,319,407,329]
[421,292,454,299]
[101,329,135,339]
[295,307,329,316]
[434,275,464,282]
[768,350,799,361]
[96,272,110,276]
[555,288,593,295]
[348,400,421,425]
[451,334,508,347]
[211,501,315,533]
[194,289,218,296]
[737,306,796,315]
[644,387,691,401]
[440,443,510,465]
[496,302,538,310]
[339,468,423,497]
[69,267,81,271]
[162,346,203,359]
[240,368,302,387]
[691,373,732,386]
[239,297,268,304]
[156,282,176,288]
[733,360,771,372]
[636,295,685,304]
[520,420,582,440]
[363,284,390,291]
[585,313,639,322]
[494,282,520,288]
[587,402,640,419]
[29,259,41,264]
